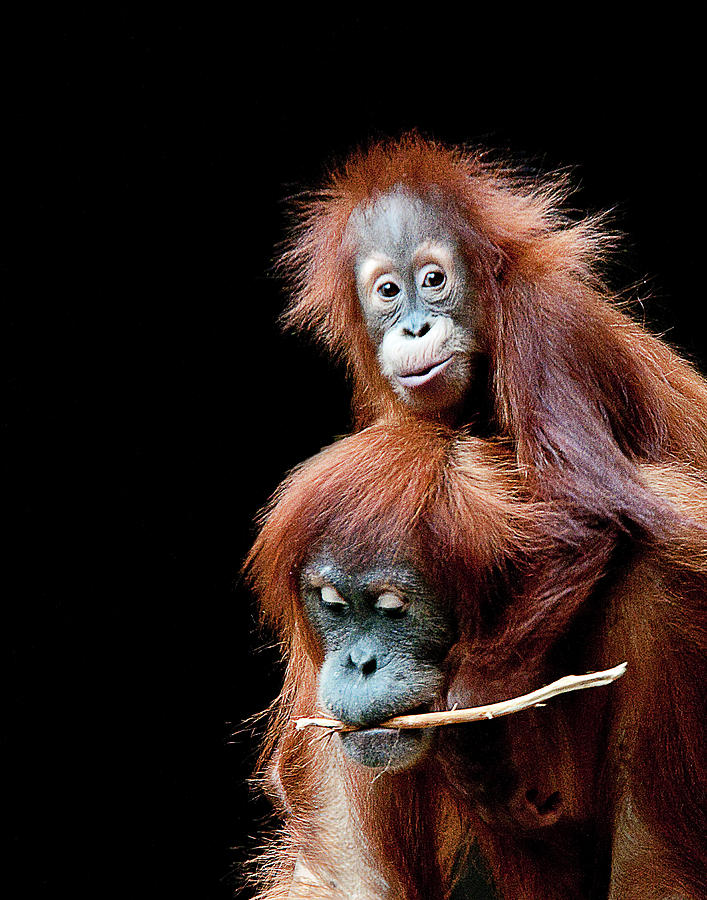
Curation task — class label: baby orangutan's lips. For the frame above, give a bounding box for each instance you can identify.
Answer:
[396,355,453,389]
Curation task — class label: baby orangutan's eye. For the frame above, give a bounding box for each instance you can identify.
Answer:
[373,274,402,301]
[421,268,446,289]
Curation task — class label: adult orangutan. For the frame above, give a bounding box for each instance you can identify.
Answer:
[279,133,707,531]
[246,422,707,899]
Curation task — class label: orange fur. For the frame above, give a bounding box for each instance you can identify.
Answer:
[246,423,707,898]
[248,136,707,896]
[280,133,707,517]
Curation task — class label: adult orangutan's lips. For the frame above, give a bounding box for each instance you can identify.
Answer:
[351,703,431,732]
[396,355,453,388]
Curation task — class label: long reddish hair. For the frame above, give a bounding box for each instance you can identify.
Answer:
[245,421,707,898]
[248,421,531,655]
[279,133,707,529]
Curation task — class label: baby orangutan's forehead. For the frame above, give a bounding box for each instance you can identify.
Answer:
[347,187,459,261]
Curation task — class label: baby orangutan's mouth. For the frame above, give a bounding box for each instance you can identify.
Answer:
[396,356,453,389]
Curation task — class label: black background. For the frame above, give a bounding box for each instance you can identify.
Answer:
[2,10,703,899]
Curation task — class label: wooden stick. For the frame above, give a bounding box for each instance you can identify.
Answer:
[294,662,627,732]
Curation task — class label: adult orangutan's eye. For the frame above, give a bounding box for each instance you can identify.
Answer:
[320,585,348,609]
[375,591,407,614]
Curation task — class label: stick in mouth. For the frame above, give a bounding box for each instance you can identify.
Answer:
[294,662,627,732]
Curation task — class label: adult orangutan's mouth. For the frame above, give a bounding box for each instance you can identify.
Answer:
[337,703,434,769]
[354,703,431,732]
[396,355,453,389]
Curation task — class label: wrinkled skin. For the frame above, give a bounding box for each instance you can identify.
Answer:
[301,547,455,770]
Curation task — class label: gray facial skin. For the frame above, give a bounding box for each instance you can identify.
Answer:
[301,548,454,770]
[347,188,479,417]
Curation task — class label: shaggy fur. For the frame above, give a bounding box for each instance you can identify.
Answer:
[279,133,707,525]
[244,136,707,897]
[245,422,707,899]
